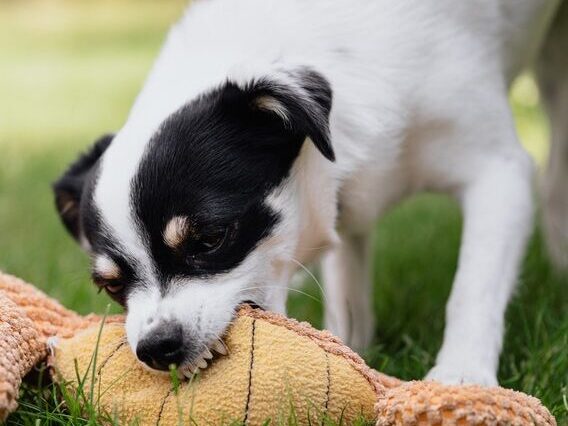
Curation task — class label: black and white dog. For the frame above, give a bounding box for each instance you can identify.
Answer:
[53,0,568,385]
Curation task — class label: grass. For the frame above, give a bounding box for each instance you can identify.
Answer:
[0,0,566,424]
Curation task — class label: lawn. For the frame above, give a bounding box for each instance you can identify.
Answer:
[1,1,566,424]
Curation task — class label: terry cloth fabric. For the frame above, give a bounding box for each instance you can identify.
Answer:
[0,291,45,420]
[375,380,557,426]
[0,271,122,420]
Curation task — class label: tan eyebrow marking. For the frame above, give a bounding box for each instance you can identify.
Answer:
[94,255,121,280]
[164,216,191,249]
[254,95,290,123]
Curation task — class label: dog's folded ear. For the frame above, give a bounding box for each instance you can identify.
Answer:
[52,134,113,242]
[233,68,335,161]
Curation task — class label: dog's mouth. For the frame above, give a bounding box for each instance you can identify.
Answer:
[177,337,228,379]
[176,300,264,379]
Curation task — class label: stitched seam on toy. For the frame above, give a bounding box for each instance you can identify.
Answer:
[96,340,127,376]
[238,307,382,392]
[156,388,174,426]
[324,352,331,413]
[243,318,257,425]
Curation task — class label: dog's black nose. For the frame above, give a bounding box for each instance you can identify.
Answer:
[136,322,184,371]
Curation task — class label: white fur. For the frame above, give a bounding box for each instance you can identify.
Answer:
[94,0,564,384]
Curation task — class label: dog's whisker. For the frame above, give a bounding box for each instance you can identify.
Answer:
[290,257,327,305]
[236,285,323,305]
[293,243,334,252]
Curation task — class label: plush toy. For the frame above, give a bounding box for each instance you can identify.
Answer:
[0,272,123,420]
[0,271,557,425]
[53,307,381,424]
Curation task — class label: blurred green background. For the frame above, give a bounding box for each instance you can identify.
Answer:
[0,0,566,423]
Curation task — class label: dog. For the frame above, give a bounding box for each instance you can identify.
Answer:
[53,0,567,385]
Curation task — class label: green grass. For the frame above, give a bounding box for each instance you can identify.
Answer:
[1,1,567,424]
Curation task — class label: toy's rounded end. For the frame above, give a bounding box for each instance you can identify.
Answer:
[375,380,556,426]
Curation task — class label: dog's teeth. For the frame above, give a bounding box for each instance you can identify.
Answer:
[183,364,197,377]
[202,348,213,359]
[195,357,208,369]
[181,368,193,379]
[177,365,191,379]
[213,340,228,355]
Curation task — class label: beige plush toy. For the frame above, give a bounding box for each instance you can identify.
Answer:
[0,271,557,425]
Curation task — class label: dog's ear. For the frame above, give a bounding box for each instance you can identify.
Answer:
[53,134,113,242]
[238,69,335,161]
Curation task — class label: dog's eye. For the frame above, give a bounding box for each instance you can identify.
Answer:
[186,223,236,257]
[92,274,125,296]
[197,228,228,253]
[104,282,124,295]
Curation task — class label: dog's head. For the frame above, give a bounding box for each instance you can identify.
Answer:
[53,69,336,374]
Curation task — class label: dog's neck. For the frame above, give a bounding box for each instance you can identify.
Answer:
[268,142,340,266]
[293,145,340,264]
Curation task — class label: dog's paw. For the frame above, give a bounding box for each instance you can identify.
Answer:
[425,364,498,387]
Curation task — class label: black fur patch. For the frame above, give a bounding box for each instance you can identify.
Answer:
[132,69,333,285]
[53,134,114,240]
[53,134,140,305]
[250,68,334,161]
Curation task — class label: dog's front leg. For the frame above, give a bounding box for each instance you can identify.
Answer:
[321,233,375,352]
[427,152,534,386]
